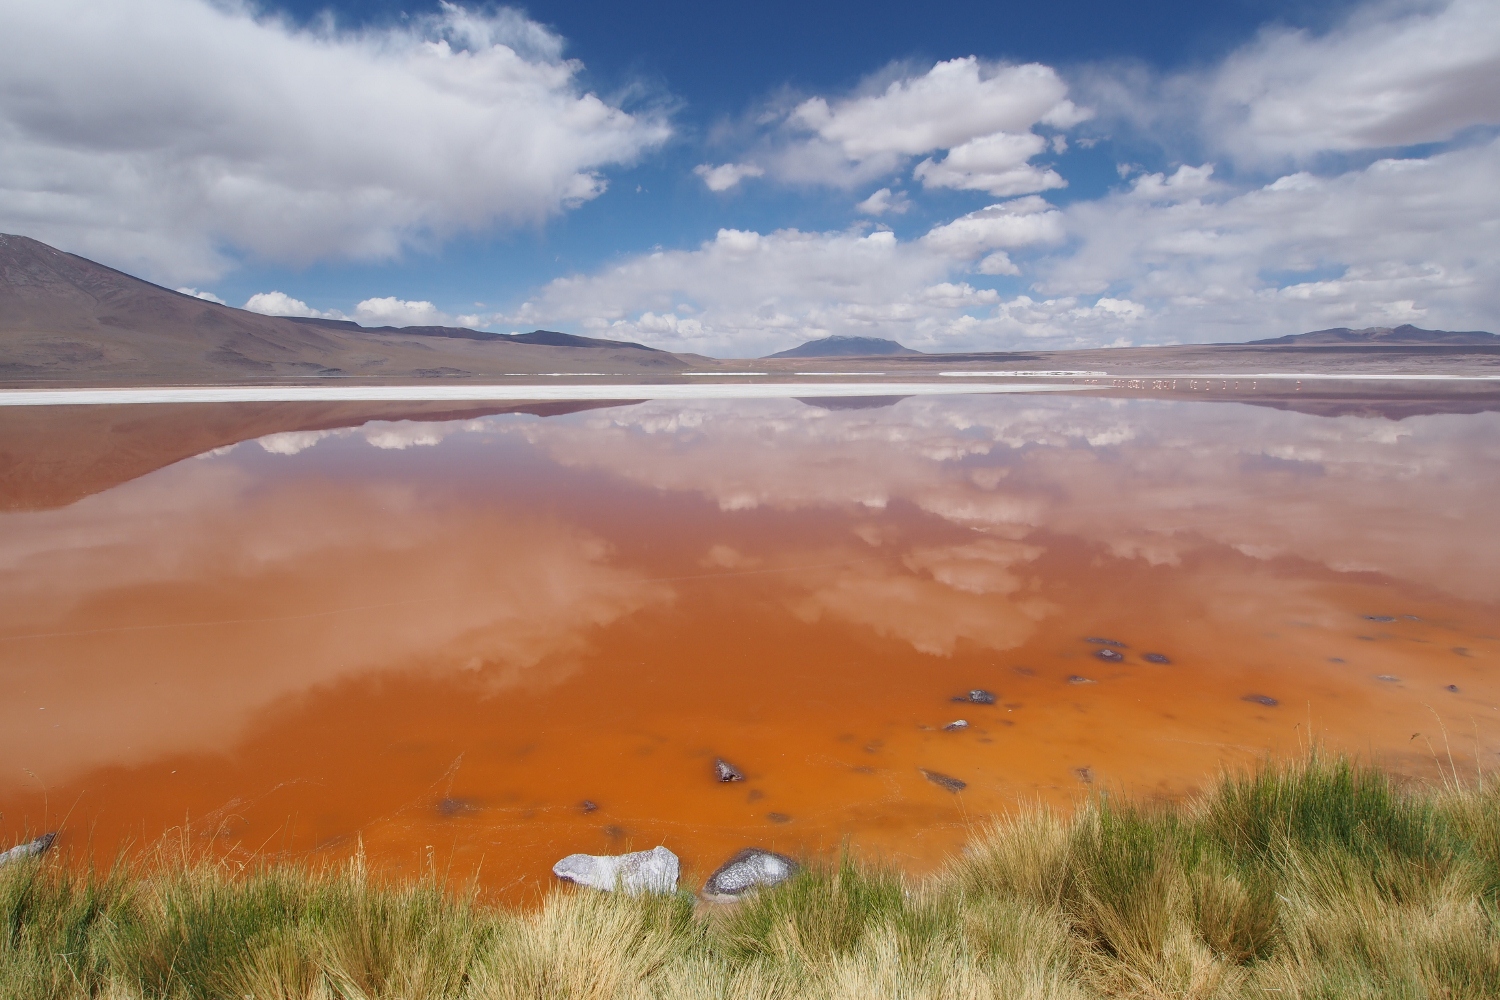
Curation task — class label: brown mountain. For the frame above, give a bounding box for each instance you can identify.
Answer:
[766,335,922,358]
[1248,324,1498,346]
[0,234,702,386]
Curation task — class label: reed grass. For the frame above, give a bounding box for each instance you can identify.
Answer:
[3,752,1497,998]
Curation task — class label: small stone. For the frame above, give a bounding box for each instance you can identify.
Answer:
[766,812,792,824]
[552,846,679,894]
[1068,675,1096,685]
[1143,653,1171,665]
[1095,648,1124,662]
[943,719,969,731]
[1376,675,1400,682]
[0,833,55,867]
[968,689,997,704]
[1329,657,1346,663]
[1363,615,1397,623]
[920,768,967,792]
[702,848,799,901]
[580,800,598,814]
[1242,694,1279,707]
[714,758,745,782]
[1445,684,1460,693]
[1085,637,1128,647]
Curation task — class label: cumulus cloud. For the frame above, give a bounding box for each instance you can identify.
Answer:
[353,297,449,327]
[1203,0,1500,163]
[693,162,765,191]
[175,287,225,304]
[736,57,1086,191]
[920,196,1065,258]
[0,0,670,282]
[854,187,911,215]
[244,291,345,320]
[913,132,1066,196]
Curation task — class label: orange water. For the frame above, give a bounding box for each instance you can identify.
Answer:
[1,395,1497,897]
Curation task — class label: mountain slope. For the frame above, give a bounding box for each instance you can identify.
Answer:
[766,336,922,358]
[0,234,689,385]
[1249,324,1498,346]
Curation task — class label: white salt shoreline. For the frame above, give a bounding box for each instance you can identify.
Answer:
[0,382,1086,406]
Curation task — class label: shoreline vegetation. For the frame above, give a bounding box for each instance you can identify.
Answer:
[4,753,1497,998]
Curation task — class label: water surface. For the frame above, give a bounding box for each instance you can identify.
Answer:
[2,394,1496,894]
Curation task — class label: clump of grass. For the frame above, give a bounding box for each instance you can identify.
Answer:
[2,752,1497,998]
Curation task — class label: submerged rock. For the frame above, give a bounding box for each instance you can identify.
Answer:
[702,848,799,901]
[1363,615,1397,623]
[0,833,55,866]
[967,689,997,704]
[766,812,792,824]
[920,768,967,792]
[1068,675,1097,685]
[580,800,599,814]
[714,758,746,782]
[1446,684,1460,693]
[552,846,679,894]
[943,719,969,731]
[1074,767,1094,784]
[1143,653,1171,665]
[1241,694,1279,707]
[1086,637,1128,648]
[1094,648,1124,662]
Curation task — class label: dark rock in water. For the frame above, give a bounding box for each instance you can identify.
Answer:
[1074,767,1094,784]
[0,832,56,866]
[1242,694,1279,707]
[1329,657,1346,663]
[1446,684,1460,693]
[1086,637,1128,648]
[1095,648,1124,662]
[581,800,598,814]
[1363,615,1397,623]
[943,719,969,731]
[968,689,997,704]
[766,812,792,824]
[702,848,799,900]
[1068,675,1096,685]
[1143,653,1171,665]
[714,758,745,782]
[920,768,966,792]
[436,797,478,817]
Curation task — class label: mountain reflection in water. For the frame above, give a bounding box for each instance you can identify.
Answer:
[1,395,1496,895]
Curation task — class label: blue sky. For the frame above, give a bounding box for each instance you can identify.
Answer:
[1,0,1497,355]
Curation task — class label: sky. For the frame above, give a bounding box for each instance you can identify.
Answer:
[1,0,1497,356]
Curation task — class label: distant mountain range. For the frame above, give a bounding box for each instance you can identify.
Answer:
[3,234,1497,386]
[0,234,693,385]
[765,336,922,358]
[1248,325,1498,346]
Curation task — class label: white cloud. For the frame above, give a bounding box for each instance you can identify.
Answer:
[175,287,225,304]
[790,57,1086,159]
[854,187,911,215]
[354,297,449,327]
[0,0,670,283]
[1203,0,1500,163]
[920,196,1065,258]
[738,57,1087,190]
[693,162,765,191]
[913,132,1067,196]
[243,291,346,320]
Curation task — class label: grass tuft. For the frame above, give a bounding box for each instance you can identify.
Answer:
[1,752,1497,998]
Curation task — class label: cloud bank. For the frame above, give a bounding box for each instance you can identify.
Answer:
[0,0,669,283]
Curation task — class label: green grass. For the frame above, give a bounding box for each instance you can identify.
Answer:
[3,752,1498,998]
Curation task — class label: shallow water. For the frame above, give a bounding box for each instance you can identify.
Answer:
[1,394,1497,896]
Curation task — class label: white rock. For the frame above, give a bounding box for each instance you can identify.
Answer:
[0,832,55,866]
[552,846,680,894]
[702,848,799,901]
